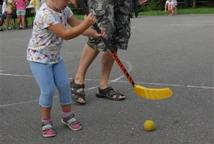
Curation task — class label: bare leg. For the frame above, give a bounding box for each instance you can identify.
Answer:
[40,107,57,137]
[96,50,126,100]
[17,16,21,28]
[74,44,99,84]
[6,15,12,29]
[61,104,71,112]
[40,107,51,120]
[72,44,99,104]
[21,15,25,28]
[0,19,3,31]
[99,51,115,89]
[173,7,176,15]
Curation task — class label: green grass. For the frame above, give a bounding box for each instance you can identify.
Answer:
[139,7,214,16]
[176,7,214,14]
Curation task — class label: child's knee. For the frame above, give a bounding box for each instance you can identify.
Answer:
[39,86,55,107]
[56,78,69,90]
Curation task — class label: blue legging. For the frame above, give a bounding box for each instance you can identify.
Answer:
[29,60,72,107]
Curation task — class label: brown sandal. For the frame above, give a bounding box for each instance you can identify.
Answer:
[70,80,86,104]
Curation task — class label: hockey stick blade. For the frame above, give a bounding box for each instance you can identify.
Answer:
[111,51,173,100]
[133,84,173,100]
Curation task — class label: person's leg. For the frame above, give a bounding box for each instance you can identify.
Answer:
[173,7,176,15]
[6,14,11,29]
[17,15,21,28]
[20,10,26,28]
[71,44,99,104]
[74,44,99,84]
[29,62,56,137]
[99,51,114,89]
[0,17,3,31]
[53,60,72,106]
[20,15,23,28]
[30,62,56,118]
[96,0,130,100]
[170,9,173,15]
[16,10,20,28]
[96,50,125,101]
[9,14,13,29]
[53,60,82,130]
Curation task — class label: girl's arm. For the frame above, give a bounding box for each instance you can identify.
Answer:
[67,15,104,38]
[48,13,96,40]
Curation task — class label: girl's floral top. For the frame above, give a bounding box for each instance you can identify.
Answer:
[27,3,73,64]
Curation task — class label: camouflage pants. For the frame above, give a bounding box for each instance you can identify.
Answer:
[87,0,132,51]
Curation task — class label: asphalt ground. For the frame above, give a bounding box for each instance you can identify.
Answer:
[0,14,213,144]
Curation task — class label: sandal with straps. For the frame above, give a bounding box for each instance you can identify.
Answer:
[61,113,82,131]
[41,122,56,138]
[96,87,126,101]
[70,80,86,104]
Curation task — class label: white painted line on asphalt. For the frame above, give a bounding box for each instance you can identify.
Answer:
[0,73,32,77]
[186,85,214,89]
[0,60,213,108]
[0,72,213,90]
[117,80,214,90]
[0,59,133,108]
[0,99,39,108]
[0,78,213,108]
[111,60,133,83]
[170,23,214,26]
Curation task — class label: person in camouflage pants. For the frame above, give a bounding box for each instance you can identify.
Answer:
[70,0,147,104]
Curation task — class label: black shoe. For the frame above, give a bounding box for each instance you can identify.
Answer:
[96,87,126,101]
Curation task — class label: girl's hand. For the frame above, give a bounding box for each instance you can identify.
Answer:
[83,12,96,27]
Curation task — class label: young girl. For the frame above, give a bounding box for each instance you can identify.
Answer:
[165,0,177,15]
[14,0,28,29]
[27,0,102,138]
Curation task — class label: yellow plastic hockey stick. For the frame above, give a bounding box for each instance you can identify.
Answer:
[110,51,173,100]
[78,0,173,100]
